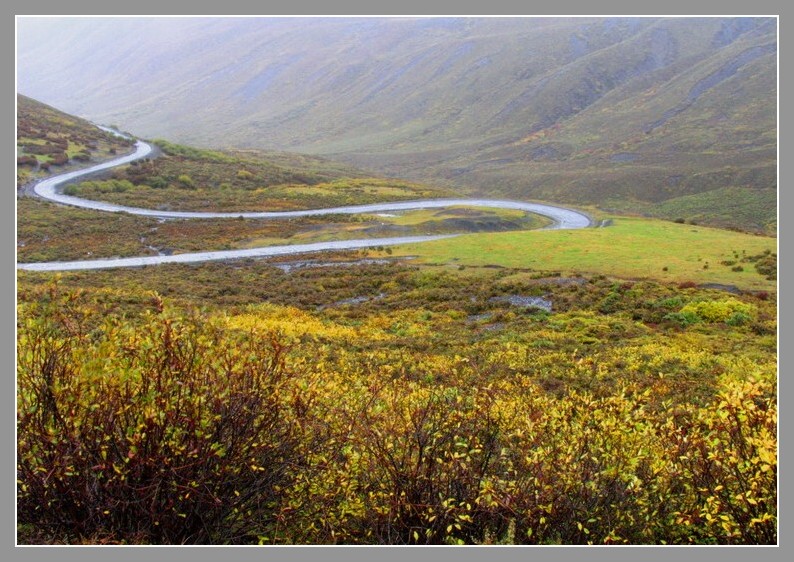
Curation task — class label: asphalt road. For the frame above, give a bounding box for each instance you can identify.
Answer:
[19,139,592,271]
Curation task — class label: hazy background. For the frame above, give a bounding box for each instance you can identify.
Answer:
[17,16,777,229]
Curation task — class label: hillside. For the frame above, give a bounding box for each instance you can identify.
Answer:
[59,139,452,212]
[17,17,777,232]
[15,46,778,545]
[17,97,469,263]
[16,94,134,187]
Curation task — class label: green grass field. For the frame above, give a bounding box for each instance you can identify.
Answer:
[389,216,777,291]
[381,206,529,225]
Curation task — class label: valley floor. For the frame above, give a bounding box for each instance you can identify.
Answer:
[16,132,777,546]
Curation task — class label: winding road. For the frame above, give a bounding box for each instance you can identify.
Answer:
[18,139,592,272]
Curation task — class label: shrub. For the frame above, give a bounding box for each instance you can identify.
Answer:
[678,298,755,324]
[654,296,684,309]
[74,179,133,194]
[752,254,776,280]
[662,310,701,327]
[726,311,752,326]
[177,174,195,189]
[17,155,38,166]
[149,177,168,189]
[598,292,621,314]
[17,290,302,544]
[50,153,69,166]
[663,376,777,544]
[16,282,777,546]
[314,384,504,545]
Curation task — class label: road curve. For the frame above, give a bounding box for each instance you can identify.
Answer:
[20,139,592,271]
[18,236,458,272]
[32,140,155,203]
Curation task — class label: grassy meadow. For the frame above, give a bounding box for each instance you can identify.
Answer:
[388,217,777,291]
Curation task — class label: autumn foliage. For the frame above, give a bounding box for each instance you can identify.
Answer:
[16,279,776,545]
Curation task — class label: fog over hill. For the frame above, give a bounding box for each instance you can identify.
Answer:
[18,17,777,231]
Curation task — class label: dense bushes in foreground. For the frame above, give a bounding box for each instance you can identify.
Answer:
[18,298,299,543]
[17,282,776,545]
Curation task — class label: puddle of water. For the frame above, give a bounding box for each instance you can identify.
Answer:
[489,295,553,312]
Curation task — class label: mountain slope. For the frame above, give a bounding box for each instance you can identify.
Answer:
[16,94,134,188]
[17,95,452,215]
[17,17,776,231]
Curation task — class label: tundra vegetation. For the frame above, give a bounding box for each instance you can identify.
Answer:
[16,95,133,187]
[17,257,776,545]
[60,140,454,212]
[17,198,548,263]
[16,96,776,544]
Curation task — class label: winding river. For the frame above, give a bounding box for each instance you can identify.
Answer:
[18,139,592,272]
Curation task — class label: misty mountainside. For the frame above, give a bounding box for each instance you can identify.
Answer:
[18,17,777,232]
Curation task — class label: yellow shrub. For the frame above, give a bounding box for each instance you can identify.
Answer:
[679,298,756,323]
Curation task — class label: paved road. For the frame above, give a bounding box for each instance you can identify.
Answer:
[18,236,458,271]
[19,139,592,271]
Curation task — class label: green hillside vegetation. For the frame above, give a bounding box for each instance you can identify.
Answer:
[18,17,776,231]
[61,140,452,212]
[16,94,133,187]
[388,217,777,291]
[18,199,544,263]
[17,261,776,544]
[645,187,776,234]
[348,24,776,233]
[432,30,777,232]
[588,187,776,235]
